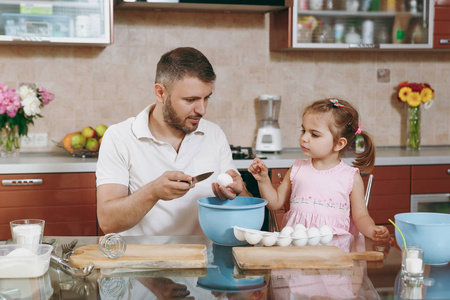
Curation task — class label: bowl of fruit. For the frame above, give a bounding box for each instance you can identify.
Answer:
[59,124,108,158]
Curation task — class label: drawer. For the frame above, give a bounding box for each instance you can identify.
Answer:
[270,168,289,212]
[0,173,96,191]
[411,165,450,194]
[271,168,288,185]
[0,189,96,207]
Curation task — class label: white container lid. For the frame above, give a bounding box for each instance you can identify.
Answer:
[259,94,281,101]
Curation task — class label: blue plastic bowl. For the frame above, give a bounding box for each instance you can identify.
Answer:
[198,197,267,246]
[394,212,450,265]
[197,244,266,292]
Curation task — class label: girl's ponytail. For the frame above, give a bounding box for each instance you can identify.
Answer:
[353,130,375,173]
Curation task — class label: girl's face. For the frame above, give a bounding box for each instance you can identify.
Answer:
[299,112,336,159]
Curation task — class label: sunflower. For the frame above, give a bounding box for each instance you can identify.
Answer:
[420,87,434,103]
[406,92,421,107]
[398,86,411,102]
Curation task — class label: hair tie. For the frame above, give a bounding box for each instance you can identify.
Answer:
[355,124,363,135]
[330,99,344,108]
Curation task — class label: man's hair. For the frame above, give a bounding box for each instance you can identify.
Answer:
[155,47,216,93]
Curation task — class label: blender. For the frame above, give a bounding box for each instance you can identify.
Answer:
[255,94,282,152]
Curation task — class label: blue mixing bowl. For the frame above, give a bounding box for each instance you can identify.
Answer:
[197,244,266,292]
[394,212,450,265]
[198,196,267,246]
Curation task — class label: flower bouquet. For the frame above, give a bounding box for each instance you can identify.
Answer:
[397,82,435,150]
[0,82,54,157]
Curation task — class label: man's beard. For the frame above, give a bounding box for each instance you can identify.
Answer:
[162,96,200,134]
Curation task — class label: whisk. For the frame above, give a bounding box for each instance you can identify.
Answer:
[99,233,127,259]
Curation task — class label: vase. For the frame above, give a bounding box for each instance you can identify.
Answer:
[406,105,421,150]
[0,123,21,158]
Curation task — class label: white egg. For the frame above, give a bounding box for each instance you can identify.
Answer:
[293,224,306,231]
[291,228,307,239]
[280,226,294,235]
[217,173,233,187]
[308,236,321,246]
[307,227,320,238]
[233,226,246,241]
[261,233,279,247]
[319,225,333,237]
[292,237,308,246]
[276,235,292,247]
[245,231,262,245]
[320,234,333,245]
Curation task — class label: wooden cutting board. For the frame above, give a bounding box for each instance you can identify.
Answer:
[69,244,207,269]
[232,245,383,270]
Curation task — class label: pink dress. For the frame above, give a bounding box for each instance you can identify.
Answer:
[282,159,359,236]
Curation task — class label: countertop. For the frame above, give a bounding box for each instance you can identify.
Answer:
[1,146,450,174]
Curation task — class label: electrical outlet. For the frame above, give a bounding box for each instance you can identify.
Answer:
[34,133,48,147]
[21,135,34,147]
[21,133,48,148]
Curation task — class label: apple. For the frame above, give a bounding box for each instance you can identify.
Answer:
[71,134,86,149]
[85,138,100,151]
[95,124,108,138]
[81,126,96,138]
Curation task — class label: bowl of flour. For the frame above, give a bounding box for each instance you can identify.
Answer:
[0,244,53,278]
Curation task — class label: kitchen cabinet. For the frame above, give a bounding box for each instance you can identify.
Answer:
[364,166,410,233]
[270,0,441,50]
[0,172,98,240]
[270,168,289,229]
[411,164,450,193]
[0,0,113,46]
[115,0,290,13]
[434,0,450,49]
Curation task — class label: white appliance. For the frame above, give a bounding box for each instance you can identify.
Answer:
[255,94,282,152]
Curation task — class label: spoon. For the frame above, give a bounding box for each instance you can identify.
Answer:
[51,254,94,277]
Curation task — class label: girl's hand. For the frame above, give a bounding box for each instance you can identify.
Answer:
[371,226,391,242]
[248,158,269,182]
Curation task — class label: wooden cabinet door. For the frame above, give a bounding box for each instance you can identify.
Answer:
[0,173,97,240]
[411,164,450,193]
[434,0,450,49]
[364,166,411,233]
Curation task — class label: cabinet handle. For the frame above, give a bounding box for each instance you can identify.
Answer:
[277,172,283,183]
[440,39,450,45]
[447,169,450,175]
[12,37,51,42]
[2,179,43,186]
[348,44,380,49]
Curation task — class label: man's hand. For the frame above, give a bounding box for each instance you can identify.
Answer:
[151,171,194,201]
[212,170,245,201]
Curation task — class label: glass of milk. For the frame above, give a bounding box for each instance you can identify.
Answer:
[401,244,424,281]
[10,219,45,246]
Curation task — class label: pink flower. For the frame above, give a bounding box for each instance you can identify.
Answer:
[0,88,21,118]
[38,86,55,105]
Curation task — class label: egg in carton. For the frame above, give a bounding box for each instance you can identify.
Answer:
[232,224,335,247]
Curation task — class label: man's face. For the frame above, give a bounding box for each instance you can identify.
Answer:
[162,77,213,133]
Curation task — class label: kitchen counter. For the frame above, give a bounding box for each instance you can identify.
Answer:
[1,146,450,174]
[1,234,447,299]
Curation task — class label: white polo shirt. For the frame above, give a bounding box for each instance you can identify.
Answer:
[96,104,237,236]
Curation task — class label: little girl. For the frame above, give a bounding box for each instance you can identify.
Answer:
[249,98,390,242]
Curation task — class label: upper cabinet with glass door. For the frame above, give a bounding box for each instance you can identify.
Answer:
[270,0,437,50]
[0,0,113,46]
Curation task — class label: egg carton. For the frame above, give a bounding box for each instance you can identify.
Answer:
[232,224,335,247]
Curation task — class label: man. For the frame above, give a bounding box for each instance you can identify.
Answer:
[96,47,251,236]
